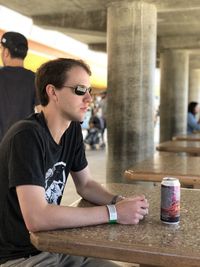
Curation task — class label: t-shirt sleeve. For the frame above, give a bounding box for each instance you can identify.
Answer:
[70,123,88,172]
[8,128,45,188]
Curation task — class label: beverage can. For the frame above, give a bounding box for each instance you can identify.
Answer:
[160,177,180,224]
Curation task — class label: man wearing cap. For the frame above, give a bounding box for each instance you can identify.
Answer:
[0,31,39,142]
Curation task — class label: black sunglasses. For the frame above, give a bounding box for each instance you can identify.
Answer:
[62,85,92,96]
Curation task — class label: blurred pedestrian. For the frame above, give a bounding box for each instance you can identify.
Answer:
[84,107,101,149]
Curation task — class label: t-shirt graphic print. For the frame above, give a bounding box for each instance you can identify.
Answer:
[45,161,66,204]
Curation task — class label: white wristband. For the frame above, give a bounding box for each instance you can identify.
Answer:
[106,204,117,224]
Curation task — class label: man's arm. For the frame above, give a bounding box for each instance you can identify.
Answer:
[70,166,117,205]
[16,167,149,232]
[72,166,149,224]
[16,184,109,232]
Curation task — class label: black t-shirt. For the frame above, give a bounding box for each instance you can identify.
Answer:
[0,66,38,141]
[0,112,88,263]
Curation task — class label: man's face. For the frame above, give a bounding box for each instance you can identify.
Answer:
[54,66,92,122]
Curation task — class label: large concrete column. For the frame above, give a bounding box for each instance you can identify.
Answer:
[160,50,189,142]
[106,1,157,182]
[189,68,200,103]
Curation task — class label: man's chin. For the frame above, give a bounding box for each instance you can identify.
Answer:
[71,116,84,123]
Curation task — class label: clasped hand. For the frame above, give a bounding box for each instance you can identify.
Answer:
[115,195,149,225]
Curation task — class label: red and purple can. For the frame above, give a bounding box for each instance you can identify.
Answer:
[160,177,180,224]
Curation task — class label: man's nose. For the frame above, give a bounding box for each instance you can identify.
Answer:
[84,90,92,102]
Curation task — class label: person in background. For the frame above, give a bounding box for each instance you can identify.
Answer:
[84,107,102,149]
[0,31,39,142]
[0,58,149,266]
[187,101,200,134]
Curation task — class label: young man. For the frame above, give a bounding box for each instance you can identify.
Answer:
[0,31,39,142]
[0,58,149,266]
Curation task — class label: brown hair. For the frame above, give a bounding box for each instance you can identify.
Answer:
[35,58,91,106]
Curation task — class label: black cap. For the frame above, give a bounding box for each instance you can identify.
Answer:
[1,31,28,58]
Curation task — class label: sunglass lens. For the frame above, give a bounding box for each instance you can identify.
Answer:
[75,86,91,96]
[75,86,85,95]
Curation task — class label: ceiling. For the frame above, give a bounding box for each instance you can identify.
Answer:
[1,0,200,59]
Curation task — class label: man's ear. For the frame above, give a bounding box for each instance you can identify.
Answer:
[1,47,10,64]
[4,47,10,58]
[46,84,58,102]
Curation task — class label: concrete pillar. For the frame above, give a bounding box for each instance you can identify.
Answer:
[189,68,200,103]
[160,50,189,142]
[106,1,157,181]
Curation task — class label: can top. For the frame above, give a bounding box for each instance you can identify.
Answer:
[161,177,180,186]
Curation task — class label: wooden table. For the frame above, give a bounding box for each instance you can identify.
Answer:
[124,152,200,188]
[156,140,200,154]
[30,183,200,267]
[172,133,200,141]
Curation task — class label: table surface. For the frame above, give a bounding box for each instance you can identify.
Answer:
[124,152,200,187]
[156,140,200,154]
[30,183,200,267]
[172,134,200,141]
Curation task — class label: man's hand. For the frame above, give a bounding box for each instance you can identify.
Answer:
[115,195,149,224]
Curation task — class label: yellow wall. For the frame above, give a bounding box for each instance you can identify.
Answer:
[24,52,53,72]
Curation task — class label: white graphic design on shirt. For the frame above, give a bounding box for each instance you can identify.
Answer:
[45,162,66,204]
